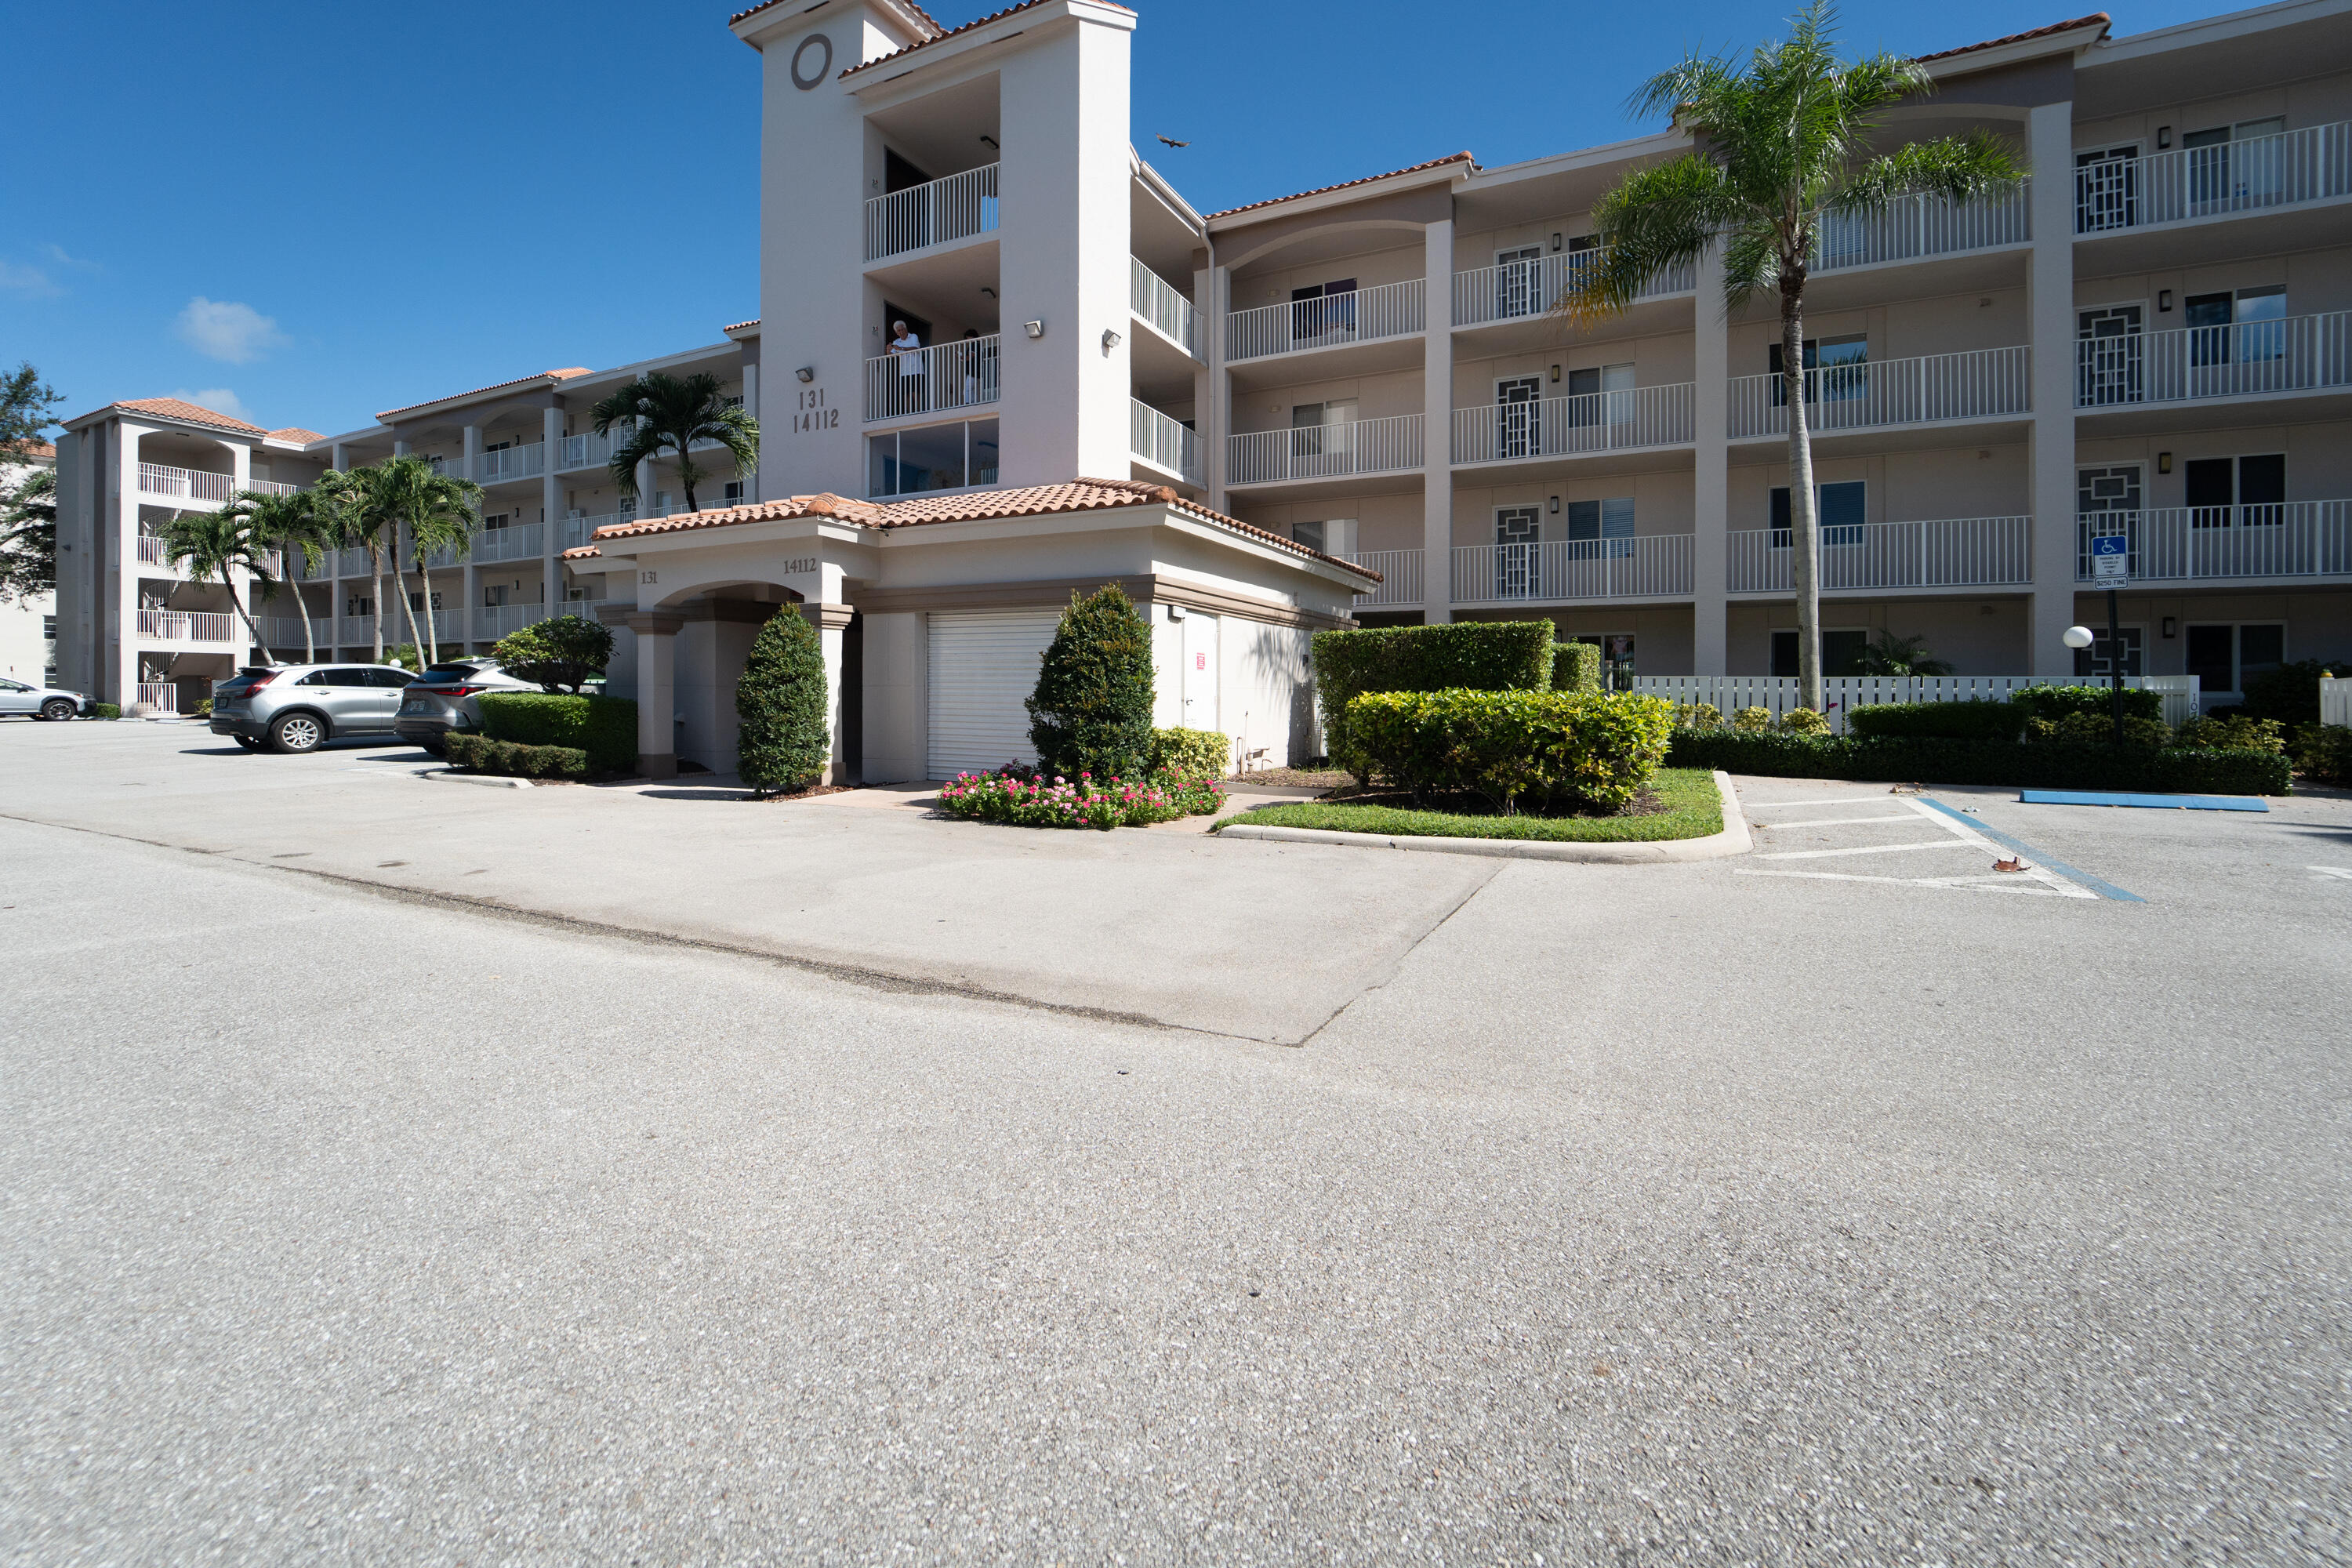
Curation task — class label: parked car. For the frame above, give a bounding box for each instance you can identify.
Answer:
[0,677,93,720]
[394,658,544,755]
[210,663,418,753]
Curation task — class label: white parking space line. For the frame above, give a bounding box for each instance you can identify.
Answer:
[2311,866,2352,880]
[1744,795,1913,810]
[1739,794,2101,900]
[1738,869,2080,898]
[1760,839,1984,860]
[1758,813,1929,829]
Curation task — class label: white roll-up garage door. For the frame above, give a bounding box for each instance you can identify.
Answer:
[926,609,1062,779]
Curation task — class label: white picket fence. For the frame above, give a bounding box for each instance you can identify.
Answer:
[1628,674,2202,731]
[2321,675,2351,728]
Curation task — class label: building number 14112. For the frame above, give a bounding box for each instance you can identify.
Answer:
[793,386,837,433]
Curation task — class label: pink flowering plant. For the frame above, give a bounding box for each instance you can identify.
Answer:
[935,763,1225,831]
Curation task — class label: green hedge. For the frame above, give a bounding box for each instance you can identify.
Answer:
[91,702,120,720]
[1149,726,1230,780]
[477,692,637,775]
[445,733,589,780]
[1313,621,1553,776]
[1349,688,1675,811]
[1846,699,2024,742]
[1553,640,1602,693]
[735,608,829,795]
[2293,724,2352,785]
[1668,730,2292,794]
[2008,684,2163,723]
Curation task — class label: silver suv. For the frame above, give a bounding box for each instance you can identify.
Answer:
[394,658,543,756]
[211,663,418,753]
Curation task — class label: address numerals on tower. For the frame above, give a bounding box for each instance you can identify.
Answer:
[793,385,837,434]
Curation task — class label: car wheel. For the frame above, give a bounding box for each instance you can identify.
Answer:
[234,735,263,751]
[38,699,74,722]
[269,712,326,754]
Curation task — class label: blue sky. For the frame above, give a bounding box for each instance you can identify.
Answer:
[3,0,2220,438]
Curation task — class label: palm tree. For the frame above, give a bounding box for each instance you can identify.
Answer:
[220,488,330,662]
[590,371,758,517]
[158,506,272,654]
[353,455,483,666]
[1566,1,2020,710]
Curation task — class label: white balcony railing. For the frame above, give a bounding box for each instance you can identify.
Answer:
[1131,257,1201,357]
[136,608,238,644]
[1452,383,1694,464]
[1345,549,1422,608]
[1450,535,1696,604]
[1227,279,1425,361]
[1813,184,2032,272]
[2074,120,2352,234]
[474,444,546,484]
[864,334,1001,423]
[559,430,619,472]
[2074,503,2352,583]
[260,615,316,648]
[865,162,999,262]
[1227,414,1424,485]
[250,479,303,497]
[1726,515,2034,593]
[1450,253,1694,329]
[338,615,376,647]
[137,463,236,503]
[477,603,552,641]
[135,682,179,714]
[473,522,546,563]
[2074,310,2350,408]
[1129,400,1200,484]
[136,535,172,567]
[1726,347,2031,439]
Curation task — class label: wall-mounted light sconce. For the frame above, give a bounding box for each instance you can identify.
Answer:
[1102,328,1123,351]
[2158,125,2172,149]
[1548,495,1560,514]
[1550,232,1563,252]
[981,286,997,299]
[1549,364,1561,383]
[2162,616,2178,637]
[795,365,815,383]
[979,134,999,150]
[2158,450,2173,474]
[2158,289,2174,311]
[1023,320,1045,339]
[1167,604,1187,621]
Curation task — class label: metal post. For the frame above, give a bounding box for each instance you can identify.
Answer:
[2107,585,2125,743]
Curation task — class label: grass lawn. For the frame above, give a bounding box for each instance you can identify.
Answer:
[1221,766,1724,843]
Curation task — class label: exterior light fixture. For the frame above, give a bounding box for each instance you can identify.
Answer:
[1102,328,1123,350]
[980,134,999,150]
[795,366,815,383]
[2162,616,2178,637]
[1550,232,1563,251]
[2158,289,2174,311]
[2062,625,2096,650]
[2158,450,2173,474]
[1549,364,1561,383]
[1548,495,1560,514]
[2158,125,2172,149]
[1023,320,1044,339]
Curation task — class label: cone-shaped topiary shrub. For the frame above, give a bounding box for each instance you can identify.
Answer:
[735,606,830,796]
[1026,585,1156,780]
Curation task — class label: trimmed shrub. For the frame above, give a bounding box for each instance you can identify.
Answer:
[1667,729,2292,795]
[736,608,830,796]
[2009,684,2162,724]
[477,691,637,775]
[1312,622,1554,776]
[445,733,590,780]
[1846,699,2024,742]
[1673,701,1724,731]
[1731,706,1772,733]
[1779,707,1830,737]
[2174,714,2285,753]
[2026,710,2172,749]
[1026,586,1156,780]
[90,702,120,720]
[1149,726,1230,781]
[2289,724,2352,785]
[2241,659,2339,727]
[1552,640,1602,694]
[492,615,615,694]
[193,697,213,717]
[1347,688,1675,812]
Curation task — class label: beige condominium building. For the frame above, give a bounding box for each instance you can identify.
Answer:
[53,0,2352,780]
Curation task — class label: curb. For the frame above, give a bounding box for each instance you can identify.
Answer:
[1212,771,1751,864]
[420,769,534,790]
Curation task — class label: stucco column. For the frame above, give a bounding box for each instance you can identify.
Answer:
[634,456,657,520]
[804,601,855,784]
[1691,245,1730,674]
[2026,100,2080,676]
[739,365,760,503]
[393,439,410,457]
[113,420,140,707]
[1421,219,1454,625]
[228,440,256,661]
[628,612,684,779]
[459,425,483,654]
[542,405,564,618]
[1200,264,1226,514]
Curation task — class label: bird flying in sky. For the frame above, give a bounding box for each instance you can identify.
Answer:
[1156,134,1190,148]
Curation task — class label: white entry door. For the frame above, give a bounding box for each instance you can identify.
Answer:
[1181,611,1220,733]
[926,609,1062,779]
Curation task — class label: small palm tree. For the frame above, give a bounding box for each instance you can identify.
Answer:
[221,488,331,662]
[1566,0,2020,710]
[590,372,758,517]
[158,506,272,653]
[354,455,483,666]
[1850,630,1955,677]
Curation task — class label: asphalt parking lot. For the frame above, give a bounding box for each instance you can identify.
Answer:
[5,719,2349,1563]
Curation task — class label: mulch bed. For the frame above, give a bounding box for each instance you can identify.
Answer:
[1234,767,1355,789]
[747,784,858,802]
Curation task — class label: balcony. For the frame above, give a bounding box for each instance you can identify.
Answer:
[250,479,303,497]
[137,463,236,503]
[2074,311,2350,409]
[2074,503,2352,583]
[136,608,238,644]
[2074,121,2352,235]
[1813,185,2031,272]
[338,615,376,647]
[1450,255,1693,330]
[865,162,999,263]
[1227,280,1424,362]
[135,681,180,714]
[1452,383,1694,466]
[260,615,317,648]
[1345,549,1423,608]
[1131,258,1200,358]
[135,535,173,567]
[474,522,546,563]
[1227,415,1424,486]
[477,603,552,641]
[1129,400,1200,485]
[1450,536,1695,605]
[1727,516,2033,593]
[864,334,1000,423]
[559,430,622,473]
[1726,347,2030,441]
[474,444,546,484]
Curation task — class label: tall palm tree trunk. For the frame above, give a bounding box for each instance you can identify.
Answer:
[222,574,266,657]
[368,546,388,662]
[415,552,441,666]
[284,539,318,662]
[394,547,428,669]
[1780,273,1823,713]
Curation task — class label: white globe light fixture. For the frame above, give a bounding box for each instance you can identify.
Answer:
[2062,626,2096,650]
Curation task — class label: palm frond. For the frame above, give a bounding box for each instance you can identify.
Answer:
[1559,154,1739,325]
[1831,129,2022,212]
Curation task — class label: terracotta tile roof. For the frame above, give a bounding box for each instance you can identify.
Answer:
[2,440,56,461]
[590,477,1378,579]
[732,0,940,27]
[377,368,593,421]
[723,317,760,334]
[1206,151,1477,221]
[840,0,1132,81]
[561,544,601,560]
[1917,13,2109,62]
[267,426,325,444]
[85,397,269,434]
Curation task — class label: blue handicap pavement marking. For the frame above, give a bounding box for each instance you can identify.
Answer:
[1915,797,2145,902]
[2020,789,2268,813]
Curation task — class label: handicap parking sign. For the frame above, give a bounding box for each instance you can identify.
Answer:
[2090,533,2129,583]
